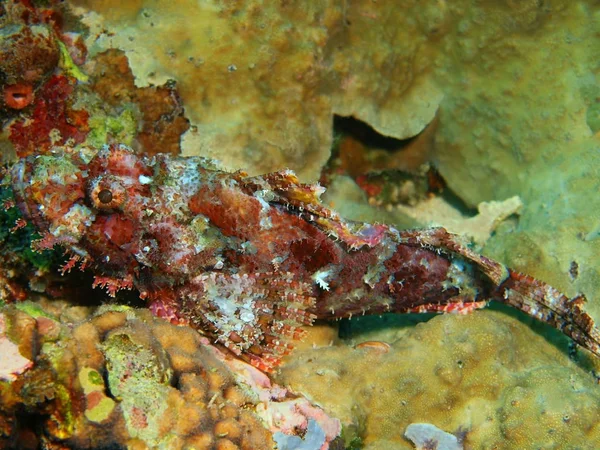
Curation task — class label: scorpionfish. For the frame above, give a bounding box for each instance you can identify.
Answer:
[9,144,600,371]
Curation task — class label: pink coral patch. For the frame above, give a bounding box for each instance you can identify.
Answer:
[0,314,33,381]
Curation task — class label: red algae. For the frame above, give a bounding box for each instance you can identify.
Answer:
[8,75,89,157]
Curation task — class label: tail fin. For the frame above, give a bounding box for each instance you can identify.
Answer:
[494,270,600,358]
[398,228,600,358]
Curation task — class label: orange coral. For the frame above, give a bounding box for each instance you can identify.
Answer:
[3,83,34,110]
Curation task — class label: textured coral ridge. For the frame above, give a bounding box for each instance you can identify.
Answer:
[0,301,340,449]
[278,313,600,449]
[9,144,600,373]
[67,1,595,181]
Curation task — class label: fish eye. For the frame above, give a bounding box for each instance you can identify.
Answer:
[89,177,126,210]
[98,189,113,204]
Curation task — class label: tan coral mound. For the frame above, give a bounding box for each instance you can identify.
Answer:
[66,1,595,181]
[0,300,275,449]
[67,0,448,179]
[277,311,600,449]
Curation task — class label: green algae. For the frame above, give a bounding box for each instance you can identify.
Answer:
[78,367,116,423]
[15,301,56,320]
[85,107,138,148]
[102,331,173,444]
[86,368,103,386]
[57,39,89,82]
[49,383,76,440]
[0,184,60,271]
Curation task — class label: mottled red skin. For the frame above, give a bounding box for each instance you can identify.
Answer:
[190,182,460,317]
[9,144,600,371]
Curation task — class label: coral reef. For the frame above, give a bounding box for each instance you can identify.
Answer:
[277,311,600,449]
[7,48,189,159]
[66,1,595,182]
[426,2,600,318]
[321,118,440,209]
[395,195,523,247]
[0,313,32,382]
[70,1,338,180]
[404,423,462,450]
[482,139,600,320]
[1,1,599,449]
[64,1,600,327]
[0,0,189,164]
[0,1,192,305]
[86,49,189,155]
[0,1,61,119]
[0,300,340,449]
[67,0,447,179]
[9,74,89,157]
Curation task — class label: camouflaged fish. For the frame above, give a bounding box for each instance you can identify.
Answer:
[8,144,600,371]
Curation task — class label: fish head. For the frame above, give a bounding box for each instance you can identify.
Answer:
[10,144,152,270]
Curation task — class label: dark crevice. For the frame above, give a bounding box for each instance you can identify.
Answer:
[333,115,415,152]
[436,182,479,217]
[331,114,479,217]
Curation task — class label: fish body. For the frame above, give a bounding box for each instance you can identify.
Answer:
[10,144,600,371]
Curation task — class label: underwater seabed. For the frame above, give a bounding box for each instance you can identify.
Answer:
[279,306,600,448]
[1,0,600,449]
[2,297,600,449]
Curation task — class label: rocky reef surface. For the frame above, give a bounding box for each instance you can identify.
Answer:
[1,0,599,449]
[68,0,600,317]
[0,300,340,449]
[279,312,600,448]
